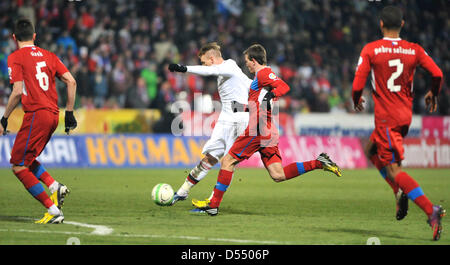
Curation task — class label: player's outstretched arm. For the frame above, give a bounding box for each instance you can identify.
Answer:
[169,63,234,77]
[60,72,77,134]
[1,81,23,135]
[168,63,187,73]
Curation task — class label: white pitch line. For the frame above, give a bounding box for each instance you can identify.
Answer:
[0,228,87,236]
[2,217,290,244]
[64,221,113,235]
[6,217,114,236]
[116,233,286,244]
[0,228,292,244]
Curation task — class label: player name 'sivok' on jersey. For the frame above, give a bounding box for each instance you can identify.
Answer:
[352,37,443,128]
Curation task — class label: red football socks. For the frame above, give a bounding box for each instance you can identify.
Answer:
[14,168,53,209]
[283,160,322,180]
[209,169,233,208]
[370,155,399,194]
[30,160,55,188]
[394,171,433,216]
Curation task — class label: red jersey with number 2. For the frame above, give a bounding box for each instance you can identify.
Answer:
[352,37,443,127]
[7,45,69,114]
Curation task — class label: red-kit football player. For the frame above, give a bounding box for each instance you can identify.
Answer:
[0,18,77,224]
[352,6,445,240]
[191,44,342,216]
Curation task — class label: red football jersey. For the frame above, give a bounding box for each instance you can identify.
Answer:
[353,37,443,127]
[247,67,290,140]
[7,45,69,113]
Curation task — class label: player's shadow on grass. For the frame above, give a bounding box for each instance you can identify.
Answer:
[221,208,264,216]
[314,227,417,241]
[0,215,34,223]
[187,208,259,216]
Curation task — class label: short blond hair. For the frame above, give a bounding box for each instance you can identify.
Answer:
[198,42,222,58]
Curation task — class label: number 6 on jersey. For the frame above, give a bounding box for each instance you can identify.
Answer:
[35,61,49,91]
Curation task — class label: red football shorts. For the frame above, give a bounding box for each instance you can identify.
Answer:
[370,125,409,167]
[228,134,282,167]
[10,109,59,166]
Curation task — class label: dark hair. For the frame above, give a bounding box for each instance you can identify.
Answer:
[380,6,403,30]
[198,42,222,58]
[14,18,35,41]
[243,44,267,65]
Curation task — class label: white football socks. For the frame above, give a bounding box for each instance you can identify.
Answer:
[190,160,212,182]
[177,181,194,197]
[48,204,61,216]
[176,160,213,196]
[49,181,59,194]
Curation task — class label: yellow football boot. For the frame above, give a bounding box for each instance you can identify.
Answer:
[317,153,342,177]
[35,212,64,224]
[192,198,211,208]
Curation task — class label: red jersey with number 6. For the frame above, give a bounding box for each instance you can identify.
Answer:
[352,37,443,127]
[7,45,69,114]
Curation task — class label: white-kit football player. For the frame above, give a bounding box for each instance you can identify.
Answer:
[168,42,251,204]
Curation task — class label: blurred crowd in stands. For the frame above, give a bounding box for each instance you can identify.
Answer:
[0,0,448,117]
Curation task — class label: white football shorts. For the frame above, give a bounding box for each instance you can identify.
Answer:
[202,120,248,160]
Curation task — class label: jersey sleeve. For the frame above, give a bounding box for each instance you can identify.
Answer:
[186,63,234,77]
[258,70,290,97]
[7,53,23,84]
[352,44,372,106]
[53,53,69,77]
[416,45,443,96]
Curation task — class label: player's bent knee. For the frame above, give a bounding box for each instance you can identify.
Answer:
[221,154,238,171]
[266,162,285,182]
[204,153,218,166]
[270,173,286,183]
[12,165,27,173]
[386,163,402,180]
[272,176,285,183]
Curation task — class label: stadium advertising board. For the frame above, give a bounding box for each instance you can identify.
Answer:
[0,134,196,168]
[0,108,161,134]
[294,113,422,137]
[1,134,447,168]
[0,134,366,168]
[422,116,450,139]
[0,134,207,168]
[403,138,450,168]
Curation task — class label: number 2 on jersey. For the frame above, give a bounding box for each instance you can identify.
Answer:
[35,61,49,91]
[387,59,403,92]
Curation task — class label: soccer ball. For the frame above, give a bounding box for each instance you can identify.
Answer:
[151,183,174,206]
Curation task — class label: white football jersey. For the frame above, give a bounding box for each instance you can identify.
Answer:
[187,59,251,122]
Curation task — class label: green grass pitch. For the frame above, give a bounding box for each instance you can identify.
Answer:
[0,167,449,245]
